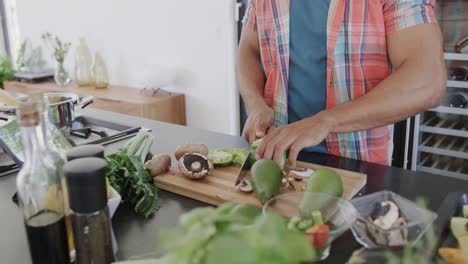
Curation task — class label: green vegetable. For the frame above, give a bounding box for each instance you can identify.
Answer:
[288,216,302,231]
[106,131,160,218]
[304,168,343,197]
[249,138,286,170]
[299,168,344,216]
[208,149,234,167]
[150,202,315,264]
[232,148,249,167]
[250,159,283,204]
[311,211,323,226]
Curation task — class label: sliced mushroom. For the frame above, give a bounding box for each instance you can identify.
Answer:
[372,201,399,230]
[289,168,314,181]
[387,217,408,246]
[366,201,409,247]
[145,154,171,177]
[282,178,295,190]
[237,180,253,193]
[178,153,213,179]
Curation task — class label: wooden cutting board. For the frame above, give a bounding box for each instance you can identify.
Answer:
[155,161,367,207]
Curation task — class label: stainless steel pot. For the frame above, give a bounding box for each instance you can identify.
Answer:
[46,93,94,129]
[0,92,94,129]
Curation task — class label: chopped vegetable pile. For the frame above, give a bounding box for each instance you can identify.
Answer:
[117,203,316,264]
[106,131,160,218]
[288,210,330,250]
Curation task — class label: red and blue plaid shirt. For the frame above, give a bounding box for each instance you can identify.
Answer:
[243,0,437,164]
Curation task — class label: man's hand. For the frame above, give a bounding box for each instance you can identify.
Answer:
[256,111,335,168]
[242,103,275,144]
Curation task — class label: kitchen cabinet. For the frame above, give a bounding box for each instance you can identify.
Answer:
[3,81,186,125]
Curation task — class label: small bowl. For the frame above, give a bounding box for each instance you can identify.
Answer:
[108,186,121,218]
[263,192,358,261]
[350,191,437,248]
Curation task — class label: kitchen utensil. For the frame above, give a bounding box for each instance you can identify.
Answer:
[154,161,367,206]
[0,92,94,129]
[263,192,358,261]
[234,155,250,186]
[350,191,438,249]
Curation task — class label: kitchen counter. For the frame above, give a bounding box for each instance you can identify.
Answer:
[0,109,466,263]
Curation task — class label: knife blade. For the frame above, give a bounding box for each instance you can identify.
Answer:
[234,155,250,186]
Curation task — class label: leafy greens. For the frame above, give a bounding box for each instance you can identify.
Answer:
[106,131,160,218]
[117,203,316,264]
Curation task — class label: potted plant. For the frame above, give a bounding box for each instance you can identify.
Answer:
[42,32,71,86]
[0,56,15,89]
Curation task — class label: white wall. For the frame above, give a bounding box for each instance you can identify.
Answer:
[15,0,240,135]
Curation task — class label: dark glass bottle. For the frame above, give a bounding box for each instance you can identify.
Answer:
[16,100,70,264]
[64,157,114,264]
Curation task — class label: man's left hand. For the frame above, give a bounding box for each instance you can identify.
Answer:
[255,111,335,168]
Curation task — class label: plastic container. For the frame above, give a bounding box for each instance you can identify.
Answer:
[350,191,438,248]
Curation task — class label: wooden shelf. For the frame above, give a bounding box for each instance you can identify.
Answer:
[4,81,186,125]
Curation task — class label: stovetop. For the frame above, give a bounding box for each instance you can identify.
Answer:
[0,114,19,176]
[0,114,143,176]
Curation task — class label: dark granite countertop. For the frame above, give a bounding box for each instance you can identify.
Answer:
[0,109,466,263]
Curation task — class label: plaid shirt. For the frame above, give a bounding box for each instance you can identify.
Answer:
[243,0,437,164]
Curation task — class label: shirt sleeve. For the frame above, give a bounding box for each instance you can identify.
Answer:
[383,0,437,35]
[242,0,257,32]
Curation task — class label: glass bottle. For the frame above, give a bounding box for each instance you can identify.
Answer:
[55,61,71,86]
[29,92,75,259]
[16,100,70,264]
[92,52,109,89]
[65,157,115,264]
[74,38,93,86]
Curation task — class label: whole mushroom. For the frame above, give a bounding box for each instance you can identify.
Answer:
[174,144,208,160]
[178,153,213,180]
[145,154,172,177]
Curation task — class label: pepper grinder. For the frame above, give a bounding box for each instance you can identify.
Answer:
[66,144,105,161]
[64,157,114,264]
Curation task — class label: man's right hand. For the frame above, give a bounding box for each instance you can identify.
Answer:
[242,104,275,144]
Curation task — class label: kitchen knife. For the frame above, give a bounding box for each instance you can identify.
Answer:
[234,155,250,186]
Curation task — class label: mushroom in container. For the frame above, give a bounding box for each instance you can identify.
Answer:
[178,153,213,180]
[365,200,408,246]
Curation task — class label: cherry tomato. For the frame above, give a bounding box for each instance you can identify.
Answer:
[306,225,329,249]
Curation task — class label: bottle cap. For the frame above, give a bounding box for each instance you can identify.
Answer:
[64,157,107,213]
[66,145,105,161]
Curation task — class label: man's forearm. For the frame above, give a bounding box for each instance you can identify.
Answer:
[323,52,446,133]
[236,41,267,115]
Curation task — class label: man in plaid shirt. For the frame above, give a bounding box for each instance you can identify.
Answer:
[238,0,446,166]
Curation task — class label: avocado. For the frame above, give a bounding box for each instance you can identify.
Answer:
[250,159,283,204]
[299,168,344,215]
[249,138,286,170]
[305,168,343,197]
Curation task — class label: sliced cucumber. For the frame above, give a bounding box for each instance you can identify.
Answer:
[208,150,234,167]
[233,148,249,166]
